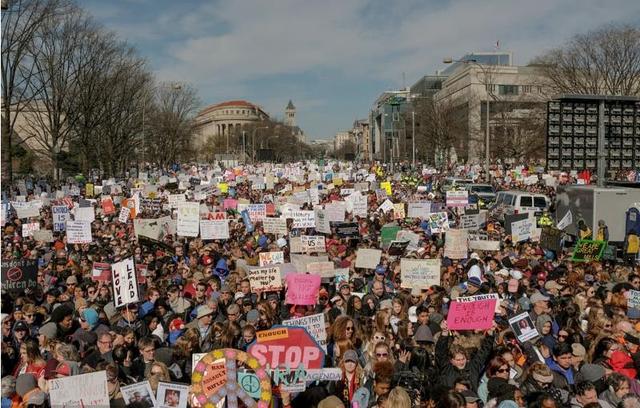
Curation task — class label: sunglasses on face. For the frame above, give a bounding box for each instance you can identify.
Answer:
[376,352,388,358]
[497,368,509,373]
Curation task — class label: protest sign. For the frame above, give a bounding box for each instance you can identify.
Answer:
[247,204,267,221]
[314,208,331,234]
[468,240,501,251]
[446,190,468,207]
[66,220,92,243]
[628,290,640,309]
[540,227,563,253]
[291,210,315,229]
[134,217,170,241]
[168,194,186,208]
[48,371,109,408]
[556,210,572,230]
[306,261,335,278]
[377,199,394,213]
[283,313,328,352]
[428,212,450,233]
[32,229,54,243]
[248,266,283,292]
[301,235,326,253]
[91,262,111,282]
[140,197,162,213]
[290,254,329,274]
[380,225,401,246]
[259,251,285,266]
[262,217,288,235]
[509,313,540,343]
[350,193,368,217]
[460,214,481,230]
[572,240,606,262]
[14,202,39,219]
[223,198,238,210]
[388,240,410,256]
[444,229,469,259]
[118,207,131,224]
[200,219,230,240]
[52,205,70,231]
[355,248,382,269]
[393,203,406,219]
[101,197,116,215]
[447,296,496,330]
[400,258,441,289]
[22,222,40,238]
[121,381,156,408]
[285,273,321,305]
[177,202,199,237]
[156,382,189,408]
[407,202,431,219]
[1,259,37,293]
[325,202,346,222]
[380,181,392,196]
[455,293,501,313]
[250,326,325,369]
[241,209,255,233]
[504,213,528,234]
[112,258,139,308]
[335,222,359,238]
[511,218,534,242]
[75,202,95,220]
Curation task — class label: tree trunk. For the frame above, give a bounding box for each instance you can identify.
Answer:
[2,109,13,183]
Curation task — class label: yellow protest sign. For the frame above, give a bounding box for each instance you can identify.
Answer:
[381,181,392,196]
[85,183,94,198]
[333,178,343,186]
[218,182,228,193]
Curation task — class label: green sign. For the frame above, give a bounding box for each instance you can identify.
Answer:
[381,225,401,246]
[572,240,606,262]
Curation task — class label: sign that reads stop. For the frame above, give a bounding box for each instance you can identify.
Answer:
[248,326,325,370]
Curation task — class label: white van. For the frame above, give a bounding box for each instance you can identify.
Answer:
[491,190,550,222]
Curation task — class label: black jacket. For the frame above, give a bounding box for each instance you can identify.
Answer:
[435,332,495,391]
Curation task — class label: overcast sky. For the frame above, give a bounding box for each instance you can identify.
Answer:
[83,0,640,140]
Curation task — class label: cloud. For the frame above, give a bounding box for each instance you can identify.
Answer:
[84,0,640,138]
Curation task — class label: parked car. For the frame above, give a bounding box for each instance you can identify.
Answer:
[466,184,496,207]
[490,190,550,222]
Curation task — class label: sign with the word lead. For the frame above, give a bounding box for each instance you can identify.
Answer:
[112,258,139,308]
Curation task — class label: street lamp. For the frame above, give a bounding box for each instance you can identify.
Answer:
[443,57,491,181]
[252,126,268,163]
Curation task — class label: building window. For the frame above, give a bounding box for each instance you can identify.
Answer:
[485,84,496,93]
[521,85,532,94]
[498,85,519,96]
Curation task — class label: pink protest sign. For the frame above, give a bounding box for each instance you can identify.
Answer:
[285,273,321,305]
[446,298,496,330]
[223,198,238,210]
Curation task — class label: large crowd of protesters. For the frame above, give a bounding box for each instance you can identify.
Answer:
[1,161,640,408]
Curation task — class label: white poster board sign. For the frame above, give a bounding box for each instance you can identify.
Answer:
[355,248,382,269]
[400,258,441,289]
[48,370,109,408]
[283,313,327,352]
[177,202,199,237]
[66,220,92,244]
[112,258,139,308]
[200,219,230,240]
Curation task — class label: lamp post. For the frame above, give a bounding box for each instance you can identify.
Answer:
[443,57,491,181]
[252,126,268,163]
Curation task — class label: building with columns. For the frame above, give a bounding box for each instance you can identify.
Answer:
[193,100,270,150]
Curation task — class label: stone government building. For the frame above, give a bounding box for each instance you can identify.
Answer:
[194,99,304,158]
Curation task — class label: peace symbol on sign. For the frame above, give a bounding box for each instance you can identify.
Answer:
[191,348,272,408]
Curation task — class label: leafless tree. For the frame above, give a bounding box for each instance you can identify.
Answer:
[145,82,200,170]
[411,97,466,167]
[532,24,640,96]
[1,0,66,181]
[16,4,96,179]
